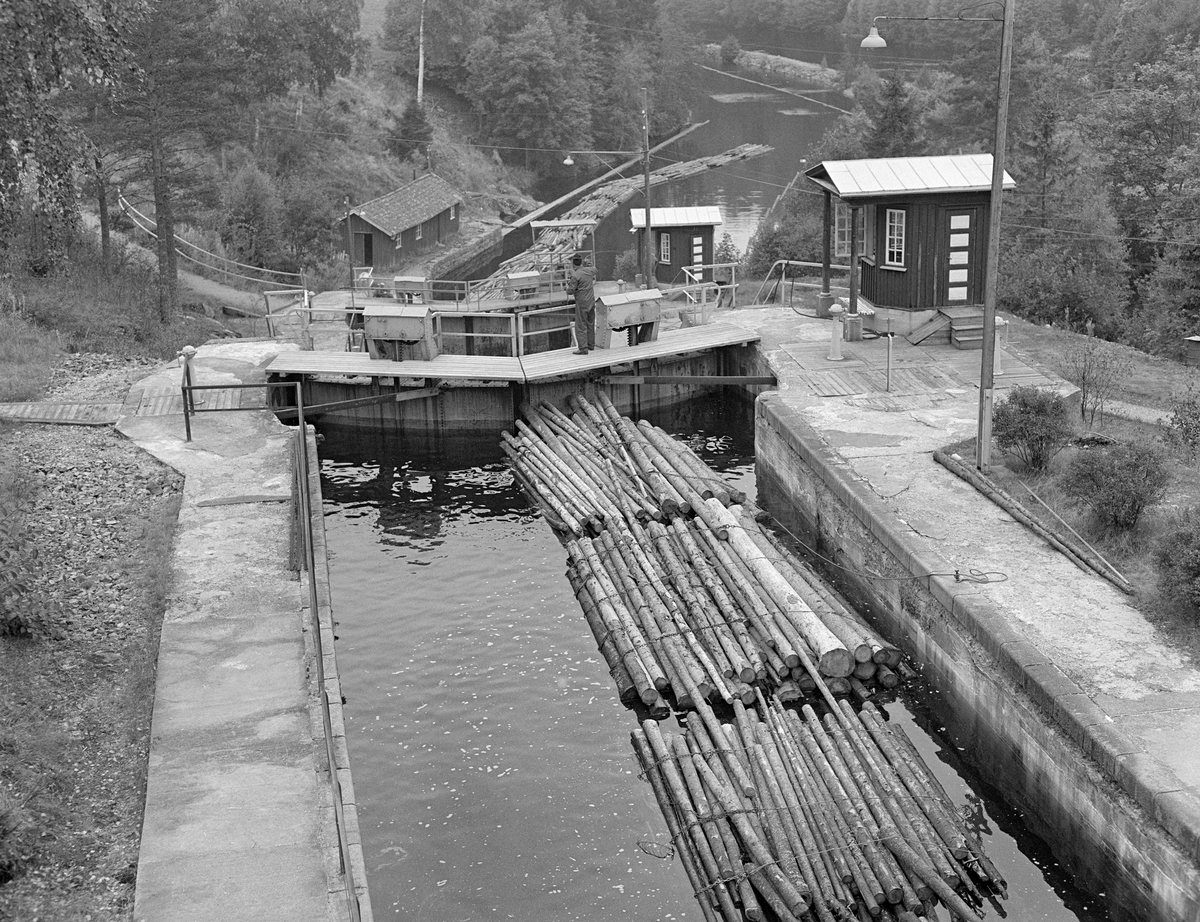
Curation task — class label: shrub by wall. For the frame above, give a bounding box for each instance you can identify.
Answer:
[992,386,1073,472]
[1156,505,1200,618]
[1061,442,1171,531]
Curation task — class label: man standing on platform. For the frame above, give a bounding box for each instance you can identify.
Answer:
[566,253,596,355]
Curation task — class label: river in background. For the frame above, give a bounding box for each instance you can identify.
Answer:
[534,64,845,280]
[319,396,1111,922]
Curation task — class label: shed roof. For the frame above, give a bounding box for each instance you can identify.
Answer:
[630,206,723,229]
[805,154,1015,200]
[350,173,463,237]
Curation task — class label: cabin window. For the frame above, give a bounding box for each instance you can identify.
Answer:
[450,204,457,220]
[834,202,866,258]
[885,209,906,267]
[416,223,423,241]
[659,232,671,264]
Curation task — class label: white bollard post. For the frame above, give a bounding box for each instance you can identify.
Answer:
[828,304,845,362]
[886,332,893,392]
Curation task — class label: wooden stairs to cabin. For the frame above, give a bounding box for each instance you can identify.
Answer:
[905,306,985,350]
[946,305,986,349]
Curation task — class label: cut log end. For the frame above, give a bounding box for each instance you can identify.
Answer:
[817,648,855,679]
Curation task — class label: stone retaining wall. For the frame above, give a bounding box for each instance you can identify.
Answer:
[302,430,374,922]
[754,392,1200,922]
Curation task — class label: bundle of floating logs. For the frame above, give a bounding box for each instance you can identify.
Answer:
[502,394,902,710]
[632,691,1007,922]
[504,395,1008,921]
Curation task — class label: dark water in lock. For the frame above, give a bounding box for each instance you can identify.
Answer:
[319,396,1110,922]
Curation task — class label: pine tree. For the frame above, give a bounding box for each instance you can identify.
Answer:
[389,102,434,163]
[867,72,921,158]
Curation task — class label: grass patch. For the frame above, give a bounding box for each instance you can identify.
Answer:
[0,313,60,403]
[957,414,1200,658]
[5,231,238,370]
[1004,316,1195,411]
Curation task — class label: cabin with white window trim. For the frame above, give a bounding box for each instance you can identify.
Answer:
[804,154,1015,343]
[630,206,722,287]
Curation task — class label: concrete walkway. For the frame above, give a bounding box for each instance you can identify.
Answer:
[726,305,1200,896]
[116,341,369,922]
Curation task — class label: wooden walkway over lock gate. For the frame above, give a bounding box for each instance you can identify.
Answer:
[0,386,252,427]
[266,323,762,385]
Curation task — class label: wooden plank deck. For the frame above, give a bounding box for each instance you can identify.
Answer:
[520,323,760,382]
[0,401,123,425]
[265,323,760,385]
[266,351,527,382]
[780,335,1053,399]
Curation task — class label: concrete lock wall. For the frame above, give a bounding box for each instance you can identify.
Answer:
[753,392,1200,922]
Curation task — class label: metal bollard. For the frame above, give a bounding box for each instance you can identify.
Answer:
[828,304,845,361]
[177,345,198,442]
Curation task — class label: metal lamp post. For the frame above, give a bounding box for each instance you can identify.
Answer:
[641,87,654,288]
[563,87,655,287]
[861,1,1015,471]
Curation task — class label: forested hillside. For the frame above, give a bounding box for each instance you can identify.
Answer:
[730,0,1200,358]
[2,0,1198,357]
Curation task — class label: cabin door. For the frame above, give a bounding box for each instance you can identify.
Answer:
[354,232,374,268]
[935,207,984,306]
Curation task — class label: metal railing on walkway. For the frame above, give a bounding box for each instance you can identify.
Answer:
[178,356,366,922]
[754,259,851,305]
[118,191,305,289]
[350,265,574,312]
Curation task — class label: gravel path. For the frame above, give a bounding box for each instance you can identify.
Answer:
[0,355,183,920]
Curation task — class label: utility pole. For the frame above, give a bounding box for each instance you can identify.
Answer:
[976,0,1014,471]
[416,0,427,106]
[641,87,654,288]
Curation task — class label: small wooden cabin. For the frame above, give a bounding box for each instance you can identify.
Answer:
[630,206,722,285]
[340,173,463,272]
[805,155,1014,334]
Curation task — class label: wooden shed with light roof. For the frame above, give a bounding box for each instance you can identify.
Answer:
[630,205,723,286]
[339,173,463,272]
[805,154,1015,342]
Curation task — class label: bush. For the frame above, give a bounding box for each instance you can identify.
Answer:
[720,35,741,68]
[714,232,741,268]
[992,386,1073,471]
[1060,442,1171,531]
[613,245,639,284]
[1165,377,1200,461]
[1156,505,1200,616]
[1062,337,1133,425]
[743,192,823,278]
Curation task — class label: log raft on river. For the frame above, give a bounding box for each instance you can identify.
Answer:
[502,396,1008,921]
[502,394,898,706]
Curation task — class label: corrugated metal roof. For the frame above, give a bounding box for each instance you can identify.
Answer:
[805,155,1015,199]
[351,173,463,237]
[629,206,723,228]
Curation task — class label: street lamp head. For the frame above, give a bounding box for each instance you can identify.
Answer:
[861,24,887,49]
[563,154,574,166]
